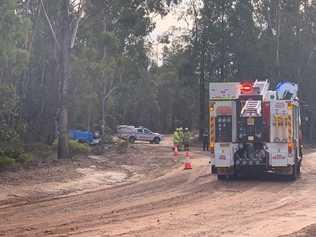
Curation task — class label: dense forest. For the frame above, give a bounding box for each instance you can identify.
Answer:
[1,0,316,160]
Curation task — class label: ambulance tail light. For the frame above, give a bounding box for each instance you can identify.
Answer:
[288,142,293,154]
[241,82,253,93]
[209,102,215,112]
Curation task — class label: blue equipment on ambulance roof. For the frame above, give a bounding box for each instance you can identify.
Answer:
[275,81,298,100]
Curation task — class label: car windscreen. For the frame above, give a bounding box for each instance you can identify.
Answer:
[144,129,151,134]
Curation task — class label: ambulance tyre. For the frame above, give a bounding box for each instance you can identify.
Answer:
[229,174,236,180]
[289,161,298,181]
[217,174,234,181]
[217,175,226,180]
[297,160,301,176]
[211,165,217,174]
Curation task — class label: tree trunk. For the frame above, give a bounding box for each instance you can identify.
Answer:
[309,111,314,143]
[102,96,106,138]
[295,0,301,84]
[57,1,71,159]
[220,0,226,82]
[275,0,281,81]
[58,107,69,158]
[87,101,91,131]
[199,44,206,140]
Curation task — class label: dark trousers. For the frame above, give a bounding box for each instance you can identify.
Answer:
[203,140,209,151]
[184,143,190,151]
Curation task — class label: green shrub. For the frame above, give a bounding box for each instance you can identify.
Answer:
[23,143,55,160]
[0,156,16,168]
[69,140,90,156]
[3,148,23,159]
[0,124,23,159]
[52,139,90,157]
[17,153,33,164]
[52,138,58,147]
[101,126,113,144]
[102,134,113,144]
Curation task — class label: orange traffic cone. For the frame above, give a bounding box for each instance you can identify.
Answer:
[184,151,192,170]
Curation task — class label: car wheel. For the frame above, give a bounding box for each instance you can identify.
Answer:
[129,136,136,144]
[153,137,160,144]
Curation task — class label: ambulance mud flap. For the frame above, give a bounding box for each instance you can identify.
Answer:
[271,166,293,175]
[214,144,234,168]
[217,167,234,175]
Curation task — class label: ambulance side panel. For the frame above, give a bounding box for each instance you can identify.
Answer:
[268,100,296,167]
[210,101,236,168]
[266,143,294,167]
[270,101,289,143]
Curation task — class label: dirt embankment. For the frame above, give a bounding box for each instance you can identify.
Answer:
[0,139,316,237]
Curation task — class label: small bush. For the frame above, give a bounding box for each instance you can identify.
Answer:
[24,143,55,160]
[69,140,90,156]
[3,148,23,160]
[18,153,33,164]
[0,156,16,168]
[52,139,58,147]
[101,126,113,144]
[53,139,90,157]
[116,139,128,153]
[102,134,113,144]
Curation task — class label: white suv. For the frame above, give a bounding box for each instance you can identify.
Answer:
[117,125,163,144]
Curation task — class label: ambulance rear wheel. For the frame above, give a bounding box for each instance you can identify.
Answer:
[211,165,217,174]
[297,160,301,176]
[289,162,298,181]
[217,174,234,180]
[217,175,226,180]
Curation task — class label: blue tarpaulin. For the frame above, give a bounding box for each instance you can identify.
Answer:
[69,130,94,144]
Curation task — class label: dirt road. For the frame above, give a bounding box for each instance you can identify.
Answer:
[1,139,316,237]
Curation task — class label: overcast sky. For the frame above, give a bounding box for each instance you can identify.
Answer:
[149,0,197,64]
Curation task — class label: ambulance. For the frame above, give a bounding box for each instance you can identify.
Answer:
[209,80,303,180]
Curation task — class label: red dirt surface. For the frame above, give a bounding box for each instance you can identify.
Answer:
[0,138,316,237]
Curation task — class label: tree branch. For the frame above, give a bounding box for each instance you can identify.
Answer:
[71,0,86,49]
[103,86,118,103]
[40,0,60,50]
